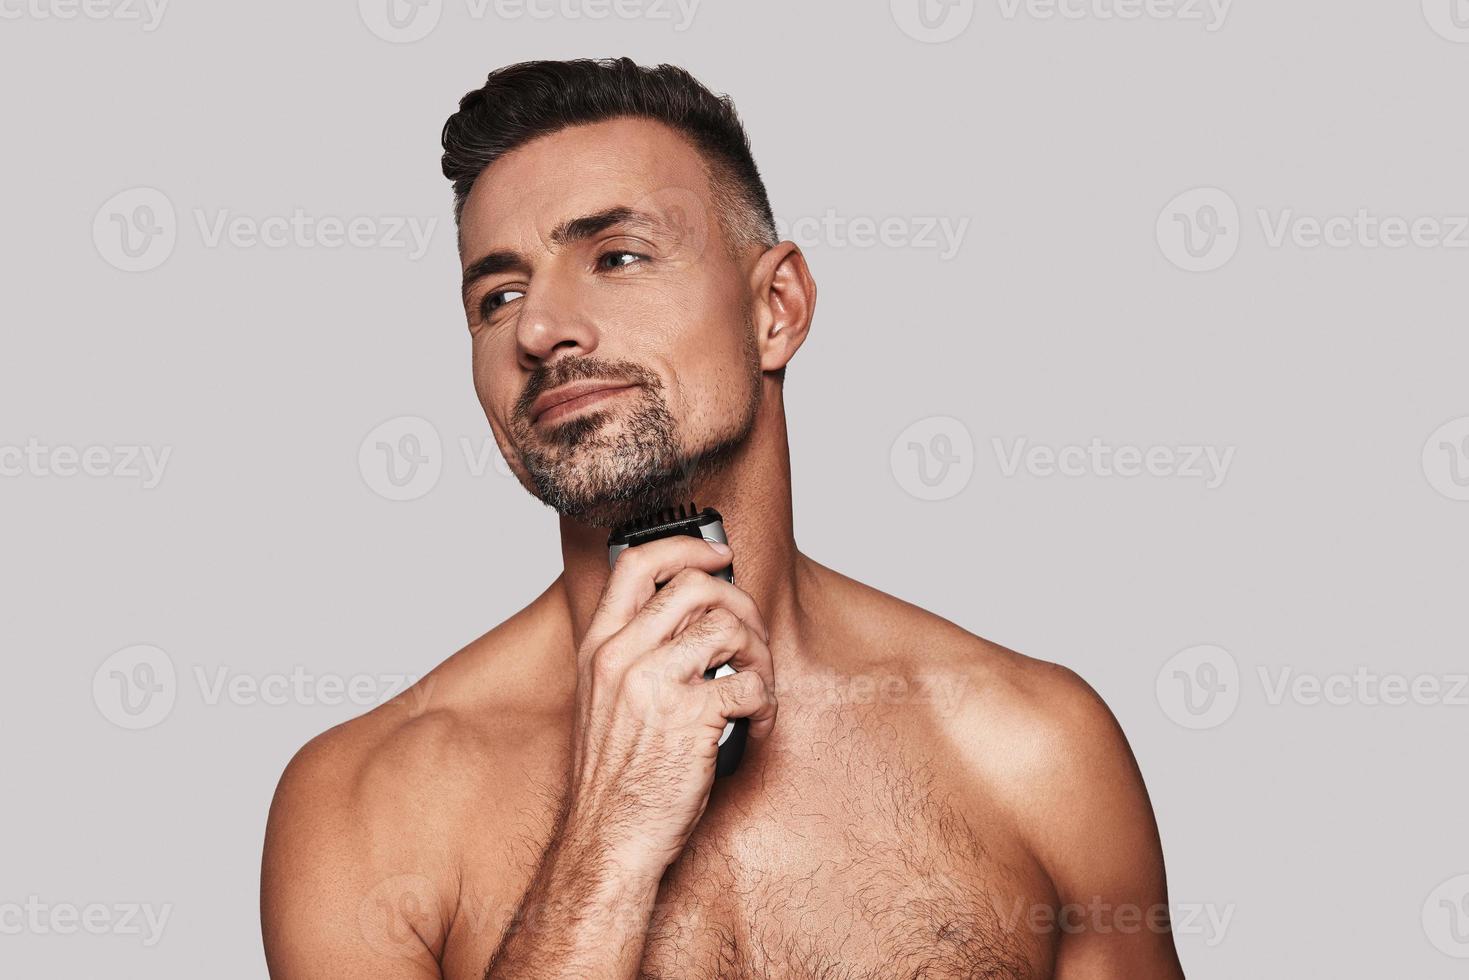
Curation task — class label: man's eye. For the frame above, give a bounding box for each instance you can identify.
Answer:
[480,289,525,319]
[597,250,646,270]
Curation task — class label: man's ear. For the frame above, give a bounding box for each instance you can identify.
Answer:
[749,241,816,375]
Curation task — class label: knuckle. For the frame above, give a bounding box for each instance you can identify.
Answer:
[737,670,765,699]
[613,546,655,581]
[681,607,738,648]
[636,588,671,619]
[666,566,709,592]
[590,641,626,680]
[702,606,741,636]
[720,671,760,706]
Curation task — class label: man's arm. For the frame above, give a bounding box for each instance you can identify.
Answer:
[972,658,1187,978]
[261,729,445,979]
[481,803,664,978]
[1030,665,1185,977]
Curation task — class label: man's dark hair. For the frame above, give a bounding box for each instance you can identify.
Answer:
[440,57,779,254]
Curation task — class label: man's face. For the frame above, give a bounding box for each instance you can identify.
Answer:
[457,117,764,528]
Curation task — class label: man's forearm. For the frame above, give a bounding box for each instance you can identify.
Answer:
[485,816,662,980]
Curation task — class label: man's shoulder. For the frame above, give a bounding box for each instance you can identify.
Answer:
[263,597,572,881]
[816,564,1149,864]
[260,597,573,970]
[867,581,1162,907]
[811,561,1108,728]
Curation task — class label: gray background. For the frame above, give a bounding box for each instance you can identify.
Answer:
[2,0,1467,977]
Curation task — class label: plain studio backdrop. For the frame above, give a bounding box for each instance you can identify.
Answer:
[2,2,1466,977]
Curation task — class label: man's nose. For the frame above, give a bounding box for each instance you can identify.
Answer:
[514,277,598,370]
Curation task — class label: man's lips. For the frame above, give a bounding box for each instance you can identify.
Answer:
[530,380,638,424]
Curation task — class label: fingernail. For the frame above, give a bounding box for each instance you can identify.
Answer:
[709,541,732,556]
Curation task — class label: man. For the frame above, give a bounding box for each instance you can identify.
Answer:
[261,58,1185,979]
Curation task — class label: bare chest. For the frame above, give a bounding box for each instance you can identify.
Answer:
[443,705,1052,980]
[634,711,1050,979]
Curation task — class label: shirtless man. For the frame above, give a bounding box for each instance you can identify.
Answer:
[261,58,1186,979]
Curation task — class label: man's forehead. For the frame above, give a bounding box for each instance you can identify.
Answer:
[458,117,714,253]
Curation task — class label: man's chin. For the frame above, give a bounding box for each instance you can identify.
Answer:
[511,396,752,528]
[510,458,686,529]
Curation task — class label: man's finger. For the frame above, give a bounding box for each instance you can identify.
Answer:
[615,569,767,659]
[709,668,777,740]
[579,535,734,659]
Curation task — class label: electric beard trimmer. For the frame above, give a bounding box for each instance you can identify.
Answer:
[606,502,749,778]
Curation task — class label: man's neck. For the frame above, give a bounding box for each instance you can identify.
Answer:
[553,395,808,657]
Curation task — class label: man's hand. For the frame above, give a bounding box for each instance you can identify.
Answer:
[563,533,778,877]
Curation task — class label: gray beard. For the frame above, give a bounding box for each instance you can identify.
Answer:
[512,370,760,529]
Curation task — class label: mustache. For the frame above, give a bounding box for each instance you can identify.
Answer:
[514,358,660,422]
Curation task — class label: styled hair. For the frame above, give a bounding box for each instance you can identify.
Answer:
[440,57,779,254]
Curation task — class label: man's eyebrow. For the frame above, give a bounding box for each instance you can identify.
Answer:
[460,250,528,308]
[460,207,662,307]
[548,206,660,247]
